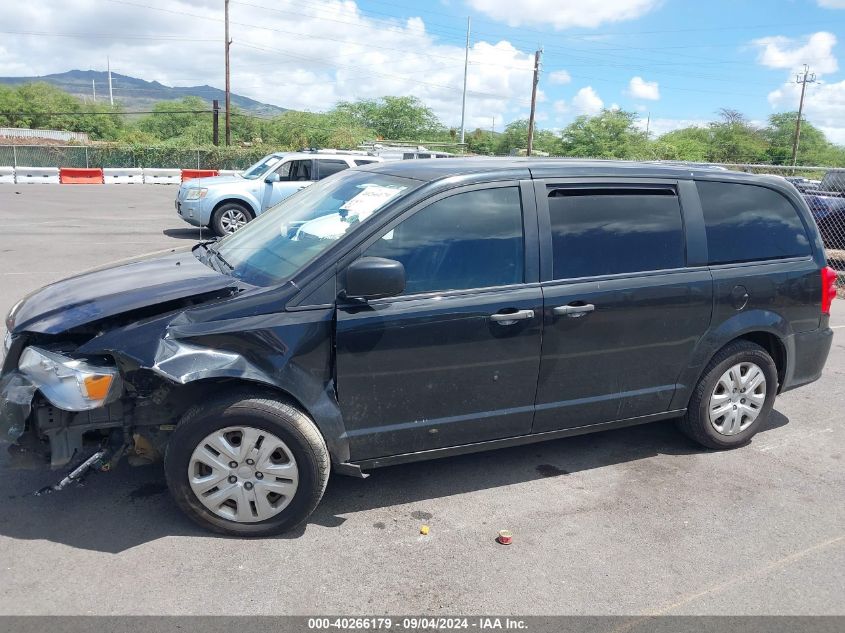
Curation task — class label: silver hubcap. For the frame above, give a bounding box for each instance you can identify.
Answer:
[220,209,248,233]
[188,426,299,523]
[708,362,766,436]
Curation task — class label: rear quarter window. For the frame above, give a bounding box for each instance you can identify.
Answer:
[697,181,812,265]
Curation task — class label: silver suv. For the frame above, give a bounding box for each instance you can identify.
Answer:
[175,151,383,236]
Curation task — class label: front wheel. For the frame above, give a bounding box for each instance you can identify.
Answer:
[678,340,778,449]
[211,203,254,237]
[165,392,330,536]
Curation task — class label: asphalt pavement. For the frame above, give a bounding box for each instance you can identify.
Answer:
[0,185,842,616]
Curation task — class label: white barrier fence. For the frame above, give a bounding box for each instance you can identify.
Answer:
[0,166,194,184]
[139,169,182,185]
[14,167,60,184]
[103,168,144,185]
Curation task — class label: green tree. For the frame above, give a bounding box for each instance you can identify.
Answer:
[262,110,373,150]
[559,109,648,158]
[763,112,845,165]
[0,82,125,140]
[493,119,561,155]
[655,127,711,161]
[332,96,444,140]
[705,109,768,164]
[136,96,210,141]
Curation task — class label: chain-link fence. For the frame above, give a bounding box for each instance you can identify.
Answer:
[0,145,272,170]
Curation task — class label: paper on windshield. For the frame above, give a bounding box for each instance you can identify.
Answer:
[340,185,406,219]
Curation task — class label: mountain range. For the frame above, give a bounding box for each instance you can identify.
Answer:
[0,69,288,117]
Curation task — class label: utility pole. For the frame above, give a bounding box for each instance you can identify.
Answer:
[645,112,650,139]
[791,64,816,168]
[224,0,232,146]
[92,79,96,102]
[526,48,542,156]
[459,16,471,147]
[107,57,114,106]
[213,99,220,146]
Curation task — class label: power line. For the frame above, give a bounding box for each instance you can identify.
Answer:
[0,29,217,41]
[0,110,205,115]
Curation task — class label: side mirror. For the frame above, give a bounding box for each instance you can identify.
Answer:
[264,173,281,184]
[345,257,405,300]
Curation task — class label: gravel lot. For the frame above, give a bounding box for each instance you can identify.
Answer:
[0,185,842,616]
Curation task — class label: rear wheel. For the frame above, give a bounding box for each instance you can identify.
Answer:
[211,203,253,237]
[165,392,330,536]
[678,340,778,449]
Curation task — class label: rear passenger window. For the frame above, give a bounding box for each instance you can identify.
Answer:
[548,187,685,279]
[317,160,349,179]
[365,187,524,295]
[697,181,811,264]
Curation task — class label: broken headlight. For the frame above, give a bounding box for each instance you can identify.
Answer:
[18,346,121,412]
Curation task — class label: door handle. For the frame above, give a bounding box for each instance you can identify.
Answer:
[553,304,595,317]
[490,309,535,324]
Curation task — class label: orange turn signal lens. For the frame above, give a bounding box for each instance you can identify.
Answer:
[82,375,114,400]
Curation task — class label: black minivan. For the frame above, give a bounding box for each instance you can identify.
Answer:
[0,159,836,535]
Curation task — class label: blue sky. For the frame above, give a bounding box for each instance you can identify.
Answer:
[356,0,845,138]
[2,0,845,141]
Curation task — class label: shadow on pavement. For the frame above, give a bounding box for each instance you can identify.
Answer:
[163,228,211,241]
[0,412,790,553]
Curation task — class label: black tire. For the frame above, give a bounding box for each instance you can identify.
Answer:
[164,391,330,536]
[211,202,254,237]
[678,340,778,450]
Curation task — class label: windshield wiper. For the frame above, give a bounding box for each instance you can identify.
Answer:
[195,243,231,274]
[210,247,234,272]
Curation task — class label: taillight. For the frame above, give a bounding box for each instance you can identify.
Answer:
[821,266,837,316]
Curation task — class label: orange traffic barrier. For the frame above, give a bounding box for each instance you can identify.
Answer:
[181,169,219,182]
[59,168,104,184]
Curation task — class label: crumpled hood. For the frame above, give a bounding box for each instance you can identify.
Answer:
[8,249,239,335]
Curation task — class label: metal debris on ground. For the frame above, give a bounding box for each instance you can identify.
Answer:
[33,448,109,496]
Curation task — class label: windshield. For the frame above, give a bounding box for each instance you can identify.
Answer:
[209,170,419,286]
[241,153,286,179]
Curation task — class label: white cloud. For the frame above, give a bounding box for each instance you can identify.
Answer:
[553,99,568,114]
[768,79,845,143]
[752,31,838,75]
[548,70,571,85]
[466,0,662,29]
[572,86,604,115]
[818,1,845,8]
[627,76,660,100]
[0,0,538,130]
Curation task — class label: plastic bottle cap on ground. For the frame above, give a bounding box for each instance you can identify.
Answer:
[420,525,430,535]
[496,530,513,545]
